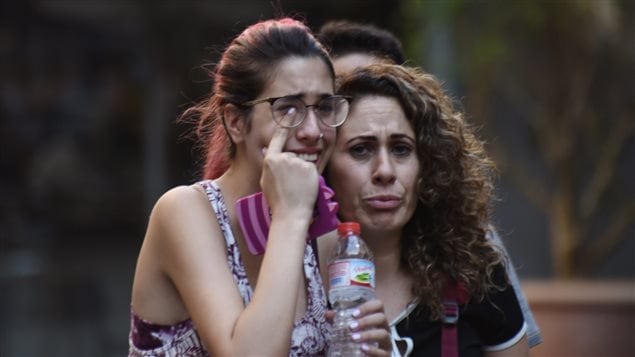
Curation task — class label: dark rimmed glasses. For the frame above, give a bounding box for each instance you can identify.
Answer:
[242,95,351,128]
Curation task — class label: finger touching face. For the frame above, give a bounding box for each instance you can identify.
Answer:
[265,125,290,157]
[244,56,336,174]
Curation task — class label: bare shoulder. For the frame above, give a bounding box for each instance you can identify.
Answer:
[148,184,214,230]
[153,185,209,217]
[132,183,231,324]
[143,184,226,270]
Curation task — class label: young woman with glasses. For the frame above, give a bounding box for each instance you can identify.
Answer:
[128,18,391,356]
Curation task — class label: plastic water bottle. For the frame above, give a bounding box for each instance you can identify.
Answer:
[327,222,375,357]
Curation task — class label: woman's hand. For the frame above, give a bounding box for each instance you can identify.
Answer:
[326,299,392,356]
[260,125,319,220]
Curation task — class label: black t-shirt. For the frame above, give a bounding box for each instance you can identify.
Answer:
[393,265,525,356]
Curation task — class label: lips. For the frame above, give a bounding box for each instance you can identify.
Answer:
[364,195,402,210]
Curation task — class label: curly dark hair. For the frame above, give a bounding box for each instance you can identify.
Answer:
[336,64,504,320]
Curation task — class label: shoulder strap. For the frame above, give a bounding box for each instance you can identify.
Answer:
[441,279,468,357]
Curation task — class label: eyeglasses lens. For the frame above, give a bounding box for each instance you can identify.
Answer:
[271,97,349,128]
[271,97,302,127]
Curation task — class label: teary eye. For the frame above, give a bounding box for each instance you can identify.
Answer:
[275,105,298,116]
[392,143,413,157]
[316,100,335,115]
[349,143,372,158]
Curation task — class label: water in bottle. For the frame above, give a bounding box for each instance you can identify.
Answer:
[327,222,375,357]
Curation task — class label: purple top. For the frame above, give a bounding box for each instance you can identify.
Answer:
[128,180,329,356]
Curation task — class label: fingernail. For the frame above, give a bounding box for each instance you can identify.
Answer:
[351,309,361,317]
[348,320,359,330]
[351,333,361,341]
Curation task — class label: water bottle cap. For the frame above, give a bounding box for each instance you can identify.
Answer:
[338,222,361,236]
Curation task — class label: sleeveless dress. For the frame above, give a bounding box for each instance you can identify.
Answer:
[128,180,329,356]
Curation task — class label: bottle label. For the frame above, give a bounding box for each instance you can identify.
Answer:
[328,258,375,289]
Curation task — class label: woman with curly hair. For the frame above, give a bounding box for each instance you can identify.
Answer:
[320,63,529,356]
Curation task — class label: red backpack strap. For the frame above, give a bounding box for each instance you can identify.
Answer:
[441,279,468,357]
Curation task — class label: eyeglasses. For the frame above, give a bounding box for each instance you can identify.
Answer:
[242,95,351,128]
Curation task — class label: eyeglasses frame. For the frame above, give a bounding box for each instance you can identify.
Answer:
[241,95,352,128]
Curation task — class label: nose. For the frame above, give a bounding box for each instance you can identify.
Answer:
[294,107,322,143]
[372,148,396,185]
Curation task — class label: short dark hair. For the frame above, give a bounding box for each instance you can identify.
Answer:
[317,20,405,64]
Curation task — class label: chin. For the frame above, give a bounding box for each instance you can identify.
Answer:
[366,212,407,231]
[362,216,403,232]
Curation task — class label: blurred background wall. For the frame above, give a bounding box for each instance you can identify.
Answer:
[1,0,633,355]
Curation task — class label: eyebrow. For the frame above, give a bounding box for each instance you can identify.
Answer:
[390,133,415,142]
[345,135,376,145]
[280,93,334,102]
[314,93,336,100]
[345,133,415,144]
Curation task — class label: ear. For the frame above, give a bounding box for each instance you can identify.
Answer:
[223,103,246,144]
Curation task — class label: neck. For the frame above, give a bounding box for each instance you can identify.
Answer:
[365,231,403,279]
[366,230,415,321]
[216,154,261,199]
